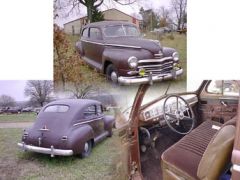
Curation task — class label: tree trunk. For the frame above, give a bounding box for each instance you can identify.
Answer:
[86,1,93,23]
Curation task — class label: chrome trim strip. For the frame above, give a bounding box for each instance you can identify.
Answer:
[138,62,173,68]
[154,53,163,56]
[105,43,141,49]
[81,39,104,45]
[138,57,172,63]
[39,128,50,131]
[17,143,73,156]
[118,68,183,85]
[73,117,103,127]
[81,39,141,49]
[145,66,173,72]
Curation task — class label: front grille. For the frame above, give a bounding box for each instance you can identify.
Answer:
[137,56,174,76]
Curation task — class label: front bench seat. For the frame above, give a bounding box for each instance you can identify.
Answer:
[161,118,236,180]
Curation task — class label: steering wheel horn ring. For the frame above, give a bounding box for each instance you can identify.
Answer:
[163,95,196,135]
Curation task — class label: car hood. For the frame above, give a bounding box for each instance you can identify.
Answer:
[104,37,162,54]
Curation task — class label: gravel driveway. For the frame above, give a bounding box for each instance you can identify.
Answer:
[0,122,33,128]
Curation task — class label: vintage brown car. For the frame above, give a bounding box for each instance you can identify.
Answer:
[17,99,115,157]
[76,21,183,85]
[122,80,240,180]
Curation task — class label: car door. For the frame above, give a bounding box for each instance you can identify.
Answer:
[198,80,239,123]
[83,104,105,138]
[81,27,104,70]
[88,27,104,64]
[80,27,91,58]
[232,104,240,179]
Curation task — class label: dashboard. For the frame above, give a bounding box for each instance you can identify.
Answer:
[140,94,198,125]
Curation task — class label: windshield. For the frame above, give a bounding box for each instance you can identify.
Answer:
[118,81,202,120]
[103,25,140,37]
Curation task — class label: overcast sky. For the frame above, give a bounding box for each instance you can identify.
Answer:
[55,0,172,27]
[0,81,28,101]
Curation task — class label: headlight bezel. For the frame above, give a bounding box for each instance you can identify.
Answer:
[128,56,138,69]
[172,52,179,61]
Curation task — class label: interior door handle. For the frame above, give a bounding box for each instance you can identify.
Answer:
[220,101,228,107]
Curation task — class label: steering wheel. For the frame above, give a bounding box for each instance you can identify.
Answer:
[163,95,195,135]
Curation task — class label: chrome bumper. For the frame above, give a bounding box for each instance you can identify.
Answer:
[17,142,73,157]
[118,68,183,85]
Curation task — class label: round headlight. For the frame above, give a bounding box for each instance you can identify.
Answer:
[128,56,138,68]
[172,52,179,61]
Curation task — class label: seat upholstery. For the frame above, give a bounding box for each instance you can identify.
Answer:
[161,119,236,180]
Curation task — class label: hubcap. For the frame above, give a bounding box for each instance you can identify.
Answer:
[84,142,89,152]
[110,71,118,83]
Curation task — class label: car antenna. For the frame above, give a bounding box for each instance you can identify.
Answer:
[164,82,171,95]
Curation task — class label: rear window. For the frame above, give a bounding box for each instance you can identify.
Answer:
[44,105,69,113]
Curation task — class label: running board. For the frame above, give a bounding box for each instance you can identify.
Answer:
[94,131,109,144]
[82,56,102,71]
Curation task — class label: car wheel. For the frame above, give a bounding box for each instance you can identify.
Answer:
[106,64,118,84]
[108,129,113,137]
[81,140,92,158]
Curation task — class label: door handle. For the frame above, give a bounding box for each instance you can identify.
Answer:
[220,101,228,107]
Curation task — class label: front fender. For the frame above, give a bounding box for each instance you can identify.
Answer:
[66,124,94,154]
[162,47,176,57]
[102,47,152,75]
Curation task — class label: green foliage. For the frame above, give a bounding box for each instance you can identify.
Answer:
[92,7,104,22]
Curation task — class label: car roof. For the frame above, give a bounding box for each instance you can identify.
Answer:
[83,20,136,28]
[37,99,102,122]
[45,99,101,108]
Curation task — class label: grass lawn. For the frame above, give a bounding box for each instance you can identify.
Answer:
[0,129,128,180]
[0,113,36,122]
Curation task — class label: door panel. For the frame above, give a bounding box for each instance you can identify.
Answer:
[232,105,240,179]
[198,81,239,123]
[87,117,105,138]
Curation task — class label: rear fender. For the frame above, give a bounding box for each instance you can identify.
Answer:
[103,115,115,132]
[67,124,94,154]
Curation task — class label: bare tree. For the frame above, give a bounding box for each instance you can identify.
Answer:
[171,0,187,30]
[24,81,53,107]
[67,83,99,99]
[0,95,16,108]
[54,0,138,23]
[157,6,171,27]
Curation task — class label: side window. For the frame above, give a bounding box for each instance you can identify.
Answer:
[82,28,88,38]
[207,80,239,96]
[89,28,102,40]
[83,105,96,118]
[96,105,103,115]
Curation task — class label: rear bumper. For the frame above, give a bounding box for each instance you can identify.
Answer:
[17,142,73,157]
[118,68,183,85]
